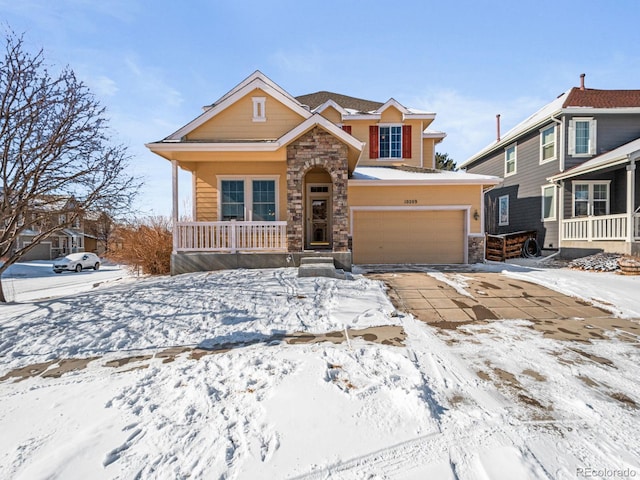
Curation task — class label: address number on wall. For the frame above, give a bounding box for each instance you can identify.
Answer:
[404,199,418,204]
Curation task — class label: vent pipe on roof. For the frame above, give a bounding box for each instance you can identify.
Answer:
[580,73,586,91]
[496,114,501,142]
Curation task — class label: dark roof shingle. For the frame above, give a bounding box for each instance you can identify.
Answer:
[295,91,383,113]
[563,87,640,108]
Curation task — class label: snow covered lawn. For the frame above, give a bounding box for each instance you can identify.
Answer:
[0,263,639,479]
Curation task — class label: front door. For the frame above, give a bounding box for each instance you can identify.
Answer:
[306,184,332,249]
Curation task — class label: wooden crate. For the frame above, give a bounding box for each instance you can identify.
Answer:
[486,231,537,262]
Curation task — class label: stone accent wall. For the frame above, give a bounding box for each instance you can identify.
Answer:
[468,235,486,264]
[286,127,349,252]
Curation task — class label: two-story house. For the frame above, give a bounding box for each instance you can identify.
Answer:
[14,195,86,261]
[461,75,640,258]
[146,71,500,274]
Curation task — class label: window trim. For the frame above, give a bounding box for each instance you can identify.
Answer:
[504,143,517,177]
[498,194,509,226]
[217,175,279,221]
[378,123,403,160]
[539,124,556,164]
[541,184,557,221]
[571,180,610,217]
[568,117,597,157]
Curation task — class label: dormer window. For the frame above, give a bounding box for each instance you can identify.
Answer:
[252,97,266,122]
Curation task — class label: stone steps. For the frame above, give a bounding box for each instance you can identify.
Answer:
[298,257,346,279]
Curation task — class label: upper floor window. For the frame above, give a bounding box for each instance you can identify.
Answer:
[540,125,556,163]
[252,97,266,122]
[569,117,596,156]
[505,144,517,176]
[369,125,412,159]
[379,125,402,158]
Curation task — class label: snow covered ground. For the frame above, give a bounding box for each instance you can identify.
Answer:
[0,262,639,479]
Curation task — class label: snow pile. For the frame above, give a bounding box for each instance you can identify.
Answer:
[568,252,621,272]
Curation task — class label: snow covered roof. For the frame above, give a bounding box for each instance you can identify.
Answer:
[350,166,500,185]
[549,136,640,181]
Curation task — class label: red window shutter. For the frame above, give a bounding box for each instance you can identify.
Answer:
[402,125,412,158]
[341,125,352,134]
[369,125,379,159]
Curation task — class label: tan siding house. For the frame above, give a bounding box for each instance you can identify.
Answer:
[146,71,500,274]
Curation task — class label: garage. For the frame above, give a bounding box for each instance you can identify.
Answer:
[351,209,466,264]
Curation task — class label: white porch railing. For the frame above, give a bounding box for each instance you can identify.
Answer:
[176,221,287,252]
[562,213,640,241]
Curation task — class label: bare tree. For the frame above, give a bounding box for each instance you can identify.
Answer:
[0,31,140,302]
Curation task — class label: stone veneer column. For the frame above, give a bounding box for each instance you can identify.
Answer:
[468,235,486,264]
[286,127,349,252]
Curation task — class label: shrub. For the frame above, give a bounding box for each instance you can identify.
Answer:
[111,217,172,275]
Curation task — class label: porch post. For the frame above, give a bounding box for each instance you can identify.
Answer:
[172,159,179,254]
[558,180,565,247]
[627,158,636,243]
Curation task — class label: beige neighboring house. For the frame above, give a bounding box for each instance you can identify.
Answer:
[15,196,85,261]
[146,71,500,274]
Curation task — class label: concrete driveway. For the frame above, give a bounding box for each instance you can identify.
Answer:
[368,271,640,343]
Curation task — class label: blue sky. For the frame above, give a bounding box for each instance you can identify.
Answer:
[2,0,640,217]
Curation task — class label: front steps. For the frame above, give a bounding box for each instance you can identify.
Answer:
[298,257,346,279]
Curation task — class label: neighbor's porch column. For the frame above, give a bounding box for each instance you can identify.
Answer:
[627,157,637,243]
[172,159,179,254]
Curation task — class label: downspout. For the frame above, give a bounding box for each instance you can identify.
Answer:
[549,113,564,249]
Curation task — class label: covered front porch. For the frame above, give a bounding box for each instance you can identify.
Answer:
[552,137,640,257]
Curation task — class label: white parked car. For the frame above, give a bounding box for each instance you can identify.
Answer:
[52,253,101,273]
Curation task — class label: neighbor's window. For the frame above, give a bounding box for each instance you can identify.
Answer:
[252,180,276,221]
[541,185,556,221]
[569,117,596,156]
[505,144,517,176]
[379,125,402,158]
[221,180,245,220]
[498,195,509,226]
[540,125,556,163]
[572,181,610,217]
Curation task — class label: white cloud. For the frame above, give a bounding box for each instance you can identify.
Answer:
[85,74,118,97]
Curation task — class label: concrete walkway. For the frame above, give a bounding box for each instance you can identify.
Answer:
[369,271,640,342]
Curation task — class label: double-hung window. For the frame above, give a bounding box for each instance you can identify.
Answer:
[379,125,402,158]
[569,117,596,156]
[220,178,277,221]
[572,181,609,217]
[541,185,556,221]
[540,125,556,163]
[505,144,517,176]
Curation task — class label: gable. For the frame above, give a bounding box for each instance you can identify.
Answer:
[379,105,403,123]
[317,105,342,124]
[187,89,306,141]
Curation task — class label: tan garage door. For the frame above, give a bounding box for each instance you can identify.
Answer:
[352,210,465,264]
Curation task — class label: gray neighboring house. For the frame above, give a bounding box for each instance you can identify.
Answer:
[461,76,640,258]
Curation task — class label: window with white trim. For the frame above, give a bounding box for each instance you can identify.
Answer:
[568,117,596,156]
[505,144,517,176]
[540,125,556,163]
[379,125,402,158]
[219,177,278,221]
[252,97,266,122]
[498,195,509,226]
[572,181,610,217]
[541,185,556,221]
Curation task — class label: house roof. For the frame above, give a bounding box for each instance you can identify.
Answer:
[349,166,501,186]
[563,88,640,108]
[461,85,640,170]
[548,136,640,181]
[295,91,384,113]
